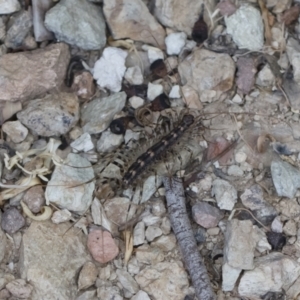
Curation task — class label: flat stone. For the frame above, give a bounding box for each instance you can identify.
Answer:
[1,207,25,234]
[133,221,145,246]
[72,71,95,100]
[78,262,98,291]
[256,64,276,87]
[22,186,45,214]
[20,221,91,300]
[45,0,106,50]
[271,160,300,198]
[0,43,70,102]
[87,229,119,264]
[135,262,189,300]
[151,234,177,252]
[222,263,241,292]
[2,120,28,143]
[192,202,224,228]
[238,252,300,298]
[135,245,164,265]
[6,279,33,299]
[81,92,126,134]
[145,226,162,242]
[0,0,21,14]
[97,130,124,153]
[225,5,264,51]
[154,0,204,36]
[124,66,144,85]
[45,153,95,214]
[104,0,166,49]
[116,269,139,295]
[70,133,94,153]
[178,49,235,102]
[93,47,128,92]
[17,92,79,137]
[51,209,72,224]
[212,179,237,211]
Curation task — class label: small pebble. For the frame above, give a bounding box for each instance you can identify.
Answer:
[1,208,25,234]
[131,290,151,300]
[194,227,206,244]
[142,45,164,64]
[207,227,220,236]
[22,186,45,213]
[2,120,28,143]
[271,217,283,233]
[235,151,247,163]
[78,261,98,290]
[266,231,286,250]
[192,202,224,228]
[129,96,145,109]
[160,217,171,235]
[227,165,244,177]
[145,225,163,242]
[70,132,94,153]
[283,220,297,236]
[133,221,145,246]
[169,85,181,98]
[165,32,187,55]
[124,66,143,85]
[6,279,33,299]
[87,229,119,263]
[151,234,177,251]
[232,94,243,104]
[147,82,164,101]
[51,209,72,224]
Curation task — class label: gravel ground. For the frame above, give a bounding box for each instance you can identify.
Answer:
[1,0,300,300]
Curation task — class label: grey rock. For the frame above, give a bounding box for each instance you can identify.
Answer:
[178,49,235,103]
[192,202,224,228]
[78,262,98,290]
[116,269,139,296]
[97,285,122,300]
[22,186,45,214]
[1,207,25,234]
[76,290,97,300]
[131,290,151,300]
[225,5,264,51]
[97,131,124,153]
[70,132,94,153]
[6,279,33,299]
[271,160,300,198]
[0,212,7,264]
[135,245,164,265]
[135,262,189,300]
[238,252,300,298]
[151,234,177,252]
[0,17,5,42]
[2,120,28,143]
[45,153,95,214]
[154,0,204,36]
[240,184,278,225]
[0,0,21,14]
[212,179,237,211]
[81,92,126,134]
[104,0,166,49]
[17,92,79,137]
[133,221,145,246]
[145,226,162,242]
[45,0,106,50]
[19,221,91,300]
[0,43,70,102]
[5,10,33,49]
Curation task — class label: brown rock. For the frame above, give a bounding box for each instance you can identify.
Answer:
[87,229,119,263]
[72,71,95,100]
[22,186,45,213]
[0,43,70,102]
[103,0,166,49]
[78,261,98,290]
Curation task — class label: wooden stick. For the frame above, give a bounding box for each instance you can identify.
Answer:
[163,176,216,300]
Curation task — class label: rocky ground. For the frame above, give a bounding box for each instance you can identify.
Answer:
[1,0,300,299]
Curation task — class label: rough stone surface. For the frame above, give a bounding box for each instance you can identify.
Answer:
[81,92,126,134]
[192,202,224,228]
[133,221,145,246]
[93,47,128,92]
[17,92,79,137]
[22,186,45,214]
[135,262,189,300]
[1,208,25,234]
[70,133,94,153]
[165,32,187,55]
[2,120,28,143]
[45,153,95,214]
[6,279,33,299]
[78,262,98,290]
[178,49,235,102]
[154,0,204,36]
[45,0,106,50]
[87,229,119,263]
[225,5,264,51]
[271,160,300,198]
[0,0,21,14]
[0,43,70,102]
[212,179,237,211]
[116,269,139,296]
[19,221,91,300]
[238,252,300,298]
[104,0,166,49]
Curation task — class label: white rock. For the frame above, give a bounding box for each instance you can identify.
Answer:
[147,82,164,100]
[51,209,72,224]
[227,165,244,177]
[70,132,94,152]
[223,219,256,270]
[141,175,163,203]
[283,219,297,236]
[238,253,300,298]
[232,94,243,104]
[235,151,247,163]
[225,5,264,51]
[127,256,140,275]
[161,217,171,235]
[45,153,95,214]
[165,32,187,55]
[145,226,163,242]
[151,234,177,252]
[0,0,21,14]
[256,64,275,87]
[93,47,128,92]
[133,221,145,246]
[142,214,161,227]
[253,226,272,253]
[97,130,124,153]
[271,217,283,233]
[181,85,202,110]
[91,198,113,233]
[124,129,140,144]
[169,85,181,98]
[116,269,139,296]
[2,120,28,143]
[142,45,164,64]
[129,96,145,109]
[222,263,242,292]
[131,290,151,300]
[125,66,144,85]
[212,179,237,210]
